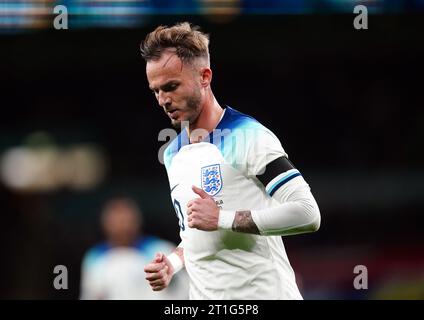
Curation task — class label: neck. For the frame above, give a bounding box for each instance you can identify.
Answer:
[187,92,223,143]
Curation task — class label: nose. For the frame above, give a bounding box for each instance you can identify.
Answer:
[158,91,171,108]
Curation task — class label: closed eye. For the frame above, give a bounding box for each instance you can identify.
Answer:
[163,82,179,92]
[150,81,179,95]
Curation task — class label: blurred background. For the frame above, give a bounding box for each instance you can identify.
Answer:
[1,0,424,299]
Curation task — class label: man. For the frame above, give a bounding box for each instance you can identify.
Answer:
[80,197,189,300]
[141,22,321,299]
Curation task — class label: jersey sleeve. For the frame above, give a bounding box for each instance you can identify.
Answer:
[245,128,288,177]
[243,129,320,236]
[243,128,308,201]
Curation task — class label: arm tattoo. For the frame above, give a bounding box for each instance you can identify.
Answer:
[232,210,260,234]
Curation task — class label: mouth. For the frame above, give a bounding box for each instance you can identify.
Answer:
[167,109,179,119]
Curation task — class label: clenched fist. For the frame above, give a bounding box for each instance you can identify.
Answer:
[186,185,220,231]
[144,252,174,291]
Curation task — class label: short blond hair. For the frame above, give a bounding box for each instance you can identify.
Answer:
[140,22,210,64]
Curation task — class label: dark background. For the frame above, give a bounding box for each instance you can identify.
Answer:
[1,12,424,299]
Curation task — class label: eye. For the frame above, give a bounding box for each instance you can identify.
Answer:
[164,83,178,92]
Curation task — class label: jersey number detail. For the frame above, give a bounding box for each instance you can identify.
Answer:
[173,199,185,231]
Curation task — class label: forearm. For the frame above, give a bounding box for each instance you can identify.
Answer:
[220,178,320,236]
[231,210,260,234]
[250,184,321,236]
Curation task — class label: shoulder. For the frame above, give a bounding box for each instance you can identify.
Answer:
[219,107,279,141]
[218,106,284,154]
[220,107,287,175]
[218,106,264,131]
[135,236,176,260]
[82,242,111,270]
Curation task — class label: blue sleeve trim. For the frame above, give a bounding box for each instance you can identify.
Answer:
[268,172,302,197]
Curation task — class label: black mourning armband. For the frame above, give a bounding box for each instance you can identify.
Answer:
[256,156,301,197]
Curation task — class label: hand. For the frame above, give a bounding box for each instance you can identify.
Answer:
[144,252,173,291]
[187,185,219,231]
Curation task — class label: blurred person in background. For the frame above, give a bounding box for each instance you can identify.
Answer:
[79,197,189,300]
[141,22,320,300]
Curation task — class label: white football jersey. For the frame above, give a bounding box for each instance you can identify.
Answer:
[163,106,302,300]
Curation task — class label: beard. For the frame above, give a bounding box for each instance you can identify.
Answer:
[170,91,202,130]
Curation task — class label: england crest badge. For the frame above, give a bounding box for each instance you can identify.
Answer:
[201,164,223,197]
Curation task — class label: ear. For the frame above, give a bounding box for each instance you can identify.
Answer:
[200,67,212,88]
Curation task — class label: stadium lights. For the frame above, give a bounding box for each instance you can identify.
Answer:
[0,132,107,192]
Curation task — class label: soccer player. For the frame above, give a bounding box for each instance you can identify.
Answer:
[141,22,321,299]
[80,197,189,300]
